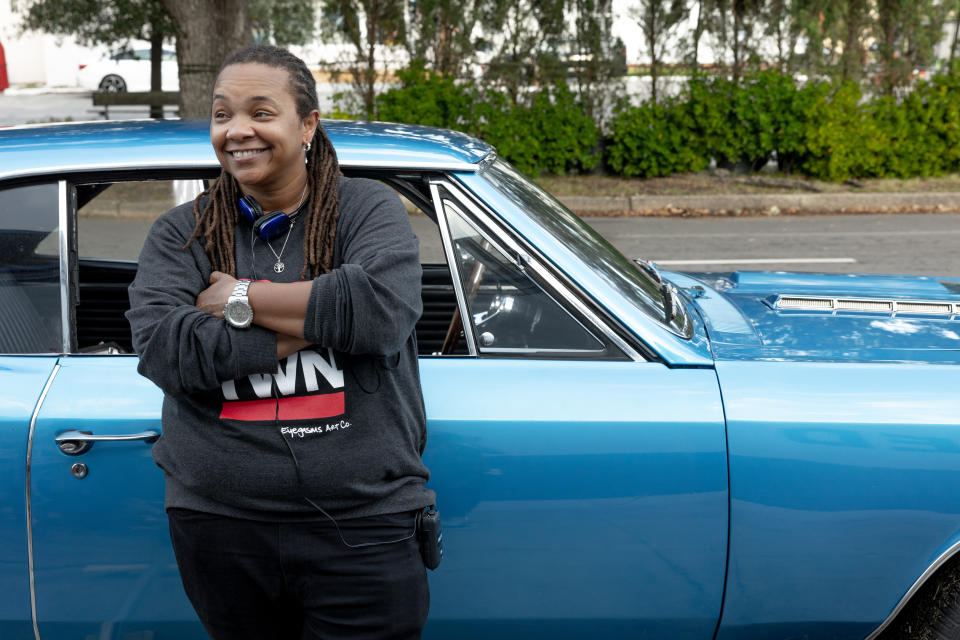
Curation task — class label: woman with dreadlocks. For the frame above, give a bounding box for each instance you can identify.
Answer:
[126,44,434,639]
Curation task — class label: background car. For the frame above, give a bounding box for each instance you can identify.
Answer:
[76,46,179,92]
[1,119,959,639]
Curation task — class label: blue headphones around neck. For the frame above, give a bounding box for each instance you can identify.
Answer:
[238,195,306,242]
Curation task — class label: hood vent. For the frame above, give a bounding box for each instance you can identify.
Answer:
[775,295,960,316]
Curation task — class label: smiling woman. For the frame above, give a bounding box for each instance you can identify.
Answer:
[125,45,435,640]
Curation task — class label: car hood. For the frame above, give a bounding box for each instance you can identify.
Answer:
[667,270,960,364]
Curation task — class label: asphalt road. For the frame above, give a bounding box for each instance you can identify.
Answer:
[79,212,960,279]
[583,212,960,278]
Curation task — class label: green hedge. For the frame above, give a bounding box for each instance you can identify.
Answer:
[374,65,960,181]
[376,68,599,175]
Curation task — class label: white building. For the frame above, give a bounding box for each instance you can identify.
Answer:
[0,0,100,87]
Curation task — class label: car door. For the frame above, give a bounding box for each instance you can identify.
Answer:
[419,179,729,639]
[28,177,206,639]
[0,181,63,639]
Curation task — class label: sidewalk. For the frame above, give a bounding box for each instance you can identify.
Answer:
[559,191,960,216]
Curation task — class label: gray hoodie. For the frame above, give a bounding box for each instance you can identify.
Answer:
[126,176,434,520]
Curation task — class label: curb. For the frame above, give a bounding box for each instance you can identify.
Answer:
[2,86,91,96]
[559,192,960,215]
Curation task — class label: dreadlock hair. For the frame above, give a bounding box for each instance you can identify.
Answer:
[185,44,340,279]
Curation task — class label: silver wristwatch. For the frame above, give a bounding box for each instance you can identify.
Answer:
[223,279,253,329]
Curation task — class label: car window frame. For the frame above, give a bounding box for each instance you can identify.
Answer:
[11,167,640,362]
[430,177,641,362]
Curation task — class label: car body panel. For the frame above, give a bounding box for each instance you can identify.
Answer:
[0,120,493,182]
[0,356,56,637]
[419,357,728,638]
[669,270,960,364]
[715,360,960,640]
[29,356,202,638]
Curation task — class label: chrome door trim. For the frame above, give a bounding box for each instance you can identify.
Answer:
[429,183,478,356]
[58,180,70,354]
[26,362,61,640]
[864,539,960,640]
[0,158,482,182]
[432,178,645,362]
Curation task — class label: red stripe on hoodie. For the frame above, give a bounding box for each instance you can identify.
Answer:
[220,392,345,421]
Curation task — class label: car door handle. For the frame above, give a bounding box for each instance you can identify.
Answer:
[55,429,160,456]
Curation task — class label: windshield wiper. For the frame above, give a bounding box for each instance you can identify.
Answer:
[634,259,680,323]
[660,282,676,322]
[633,258,662,285]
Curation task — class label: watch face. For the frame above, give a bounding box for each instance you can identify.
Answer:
[224,300,253,328]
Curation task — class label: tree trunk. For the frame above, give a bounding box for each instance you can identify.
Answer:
[841,0,865,83]
[691,0,703,74]
[149,25,163,118]
[365,5,376,119]
[733,0,741,82]
[161,0,252,118]
[950,2,960,72]
[646,3,659,105]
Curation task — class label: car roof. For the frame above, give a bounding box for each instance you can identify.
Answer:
[0,119,494,181]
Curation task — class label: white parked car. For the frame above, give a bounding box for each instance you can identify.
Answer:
[77,47,179,92]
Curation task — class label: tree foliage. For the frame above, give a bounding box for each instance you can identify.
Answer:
[476,0,566,104]
[321,0,407,119]
[16,0,174,114]
[405,0,482,77]
[250,0,316,46]
[631,0,687,103]
[15,0,174,47]
[565,0,624,125]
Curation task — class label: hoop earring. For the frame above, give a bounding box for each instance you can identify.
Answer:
[302,142,311,152]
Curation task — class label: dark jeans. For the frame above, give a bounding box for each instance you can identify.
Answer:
[167,508,429,640]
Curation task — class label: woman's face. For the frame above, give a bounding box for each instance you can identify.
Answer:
[210,62,318,197]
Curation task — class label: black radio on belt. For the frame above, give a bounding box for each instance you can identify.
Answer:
[417,506,443,570]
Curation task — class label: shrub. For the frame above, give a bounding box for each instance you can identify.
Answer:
[375,63,476,129]
[474,82,600,175]
[869,73,960,178]
[797,81,888,181]
[606,99,706,177]
[377,67,598,176]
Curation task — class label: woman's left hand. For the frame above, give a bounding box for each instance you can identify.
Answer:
[196,271,238,318]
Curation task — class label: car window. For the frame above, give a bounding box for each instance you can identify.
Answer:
[480,159,692,338]
[70,174,461,357]
[74,179,204,354]
[443,199,604,355]
[0,183,62,354]
[77,179,204,261]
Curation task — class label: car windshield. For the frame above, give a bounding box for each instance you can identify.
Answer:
[478,159,691,337]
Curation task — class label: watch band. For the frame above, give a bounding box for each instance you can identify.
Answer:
[223,279,254,329]
[232,279,251,299]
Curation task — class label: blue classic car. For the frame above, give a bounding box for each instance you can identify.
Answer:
[1,119,959,640]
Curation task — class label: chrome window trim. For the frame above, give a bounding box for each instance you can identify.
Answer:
[481,347,607,355]
[864,539,960,640]
[429,183,478,357]
[437,195,606,357]
[0,158,481,182]
[57,181,70,354]
[433,178,645,362]
[26,362,60,640]
[476,150,497,174]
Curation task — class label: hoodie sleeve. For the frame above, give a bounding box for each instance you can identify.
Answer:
[304,179,423,356]
[125,204,278,397]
